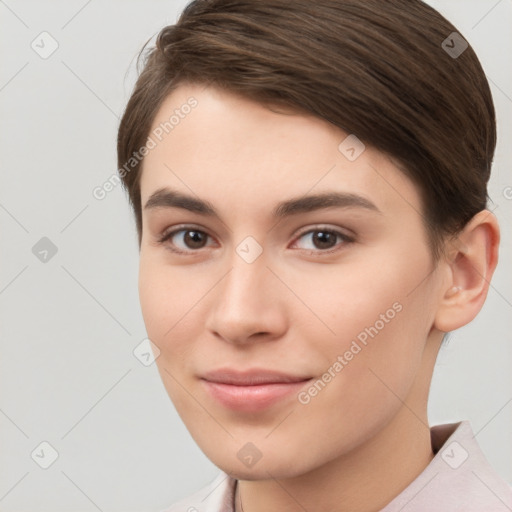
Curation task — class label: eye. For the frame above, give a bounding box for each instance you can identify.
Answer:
[157,226,215,253]
[292,227,354,253]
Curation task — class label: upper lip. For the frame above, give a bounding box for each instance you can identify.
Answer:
[201,368,312,386]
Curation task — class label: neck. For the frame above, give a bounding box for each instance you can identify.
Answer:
[236,408,434,512]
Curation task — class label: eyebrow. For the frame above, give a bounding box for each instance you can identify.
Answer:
[143,187,381,218]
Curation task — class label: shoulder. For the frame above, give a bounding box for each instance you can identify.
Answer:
[159,472,237,512]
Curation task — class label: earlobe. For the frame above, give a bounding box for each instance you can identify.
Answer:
[434,210,500,333]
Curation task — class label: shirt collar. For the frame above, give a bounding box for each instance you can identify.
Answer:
[381,420,512,511]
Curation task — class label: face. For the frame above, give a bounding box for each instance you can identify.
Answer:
[138,82,445,479]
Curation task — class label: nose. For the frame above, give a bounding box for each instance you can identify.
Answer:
[205,253,288,345]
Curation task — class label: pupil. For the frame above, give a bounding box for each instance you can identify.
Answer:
[313,231,335,249]
[185,231,205,248]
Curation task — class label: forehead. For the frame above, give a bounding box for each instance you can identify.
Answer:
[140,83,421,220]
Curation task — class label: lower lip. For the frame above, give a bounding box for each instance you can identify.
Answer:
[201,379,312,412]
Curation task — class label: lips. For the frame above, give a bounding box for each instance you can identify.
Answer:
[200,368,312,411]
[201,368,311,385]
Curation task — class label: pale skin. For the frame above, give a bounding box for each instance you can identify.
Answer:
[137,83,499,512]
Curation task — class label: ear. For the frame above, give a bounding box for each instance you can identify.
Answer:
[434,209,500,332]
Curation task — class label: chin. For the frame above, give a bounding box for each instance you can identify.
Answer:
[194,436,321,481]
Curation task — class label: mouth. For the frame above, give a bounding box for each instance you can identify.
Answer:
[200,368,313,412]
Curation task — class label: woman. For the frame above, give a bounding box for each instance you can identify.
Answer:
[117,0,511,510]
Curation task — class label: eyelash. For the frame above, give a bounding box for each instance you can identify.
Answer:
[156,225,355,256]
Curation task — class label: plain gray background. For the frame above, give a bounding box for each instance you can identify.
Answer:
[0,1,510,511]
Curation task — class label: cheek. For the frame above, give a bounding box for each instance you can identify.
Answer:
[138,257,200,341]
[293,244,434,391]
[138,259,204,407]
[292,274,430,457]
[283,246,430,346]
[138,261,205,401]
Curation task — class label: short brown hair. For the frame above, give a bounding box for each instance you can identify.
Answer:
[117,0,496,258]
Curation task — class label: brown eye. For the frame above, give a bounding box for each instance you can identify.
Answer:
[158,228,213,252]
[293,228,354,253]
[182,230,208,249]
[311,231,337,249]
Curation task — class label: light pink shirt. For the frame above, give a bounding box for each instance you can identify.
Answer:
[161,421,512,511]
